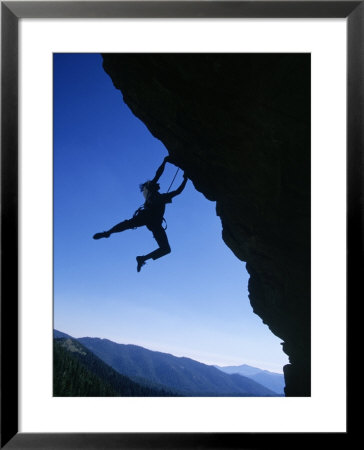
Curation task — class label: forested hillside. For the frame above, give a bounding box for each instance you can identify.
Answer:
[53,338,178,397]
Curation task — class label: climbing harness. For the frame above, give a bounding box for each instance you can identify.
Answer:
[133,206,168,231]
[133,206,144,218]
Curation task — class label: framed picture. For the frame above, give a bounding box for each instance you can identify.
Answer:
[1,1,356,448]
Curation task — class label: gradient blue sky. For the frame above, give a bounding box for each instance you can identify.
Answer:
[53,53,288,373]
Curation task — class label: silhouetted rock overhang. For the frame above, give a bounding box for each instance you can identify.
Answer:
[102,53,311,397]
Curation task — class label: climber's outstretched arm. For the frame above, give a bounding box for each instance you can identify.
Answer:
[151,156,170,184]
[168,174,188,198]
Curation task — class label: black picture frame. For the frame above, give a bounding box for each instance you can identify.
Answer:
[1,1,357,448]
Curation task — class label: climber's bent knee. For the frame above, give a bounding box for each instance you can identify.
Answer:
[152,245,171,260]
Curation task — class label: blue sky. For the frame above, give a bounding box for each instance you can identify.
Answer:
[53,53,288,373]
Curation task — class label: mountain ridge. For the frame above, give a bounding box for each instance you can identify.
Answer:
[53,330,280,396]
[215,364,285,395]
[54,337,178,396]
[79,336,278,396]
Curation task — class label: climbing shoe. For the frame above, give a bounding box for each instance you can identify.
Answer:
[136,256,146,272]
[93,231,110,240]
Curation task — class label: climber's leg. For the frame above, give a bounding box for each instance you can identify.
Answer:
[93,214,146,240]
[136,224,171,271]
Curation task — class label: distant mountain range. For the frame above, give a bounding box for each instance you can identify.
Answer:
[215,364,285,395]
[54,330,283,397]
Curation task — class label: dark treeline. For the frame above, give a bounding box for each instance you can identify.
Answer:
[53,338,179,397]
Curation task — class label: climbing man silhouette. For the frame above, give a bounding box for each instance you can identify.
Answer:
[93,156,188,272]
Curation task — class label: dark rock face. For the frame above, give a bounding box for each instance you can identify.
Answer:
[102,54,311,397]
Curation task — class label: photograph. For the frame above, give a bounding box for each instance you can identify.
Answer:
[53,53,310,399]
[1,0,354,447]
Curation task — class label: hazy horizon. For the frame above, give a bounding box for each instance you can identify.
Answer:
[54,327,284,374]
